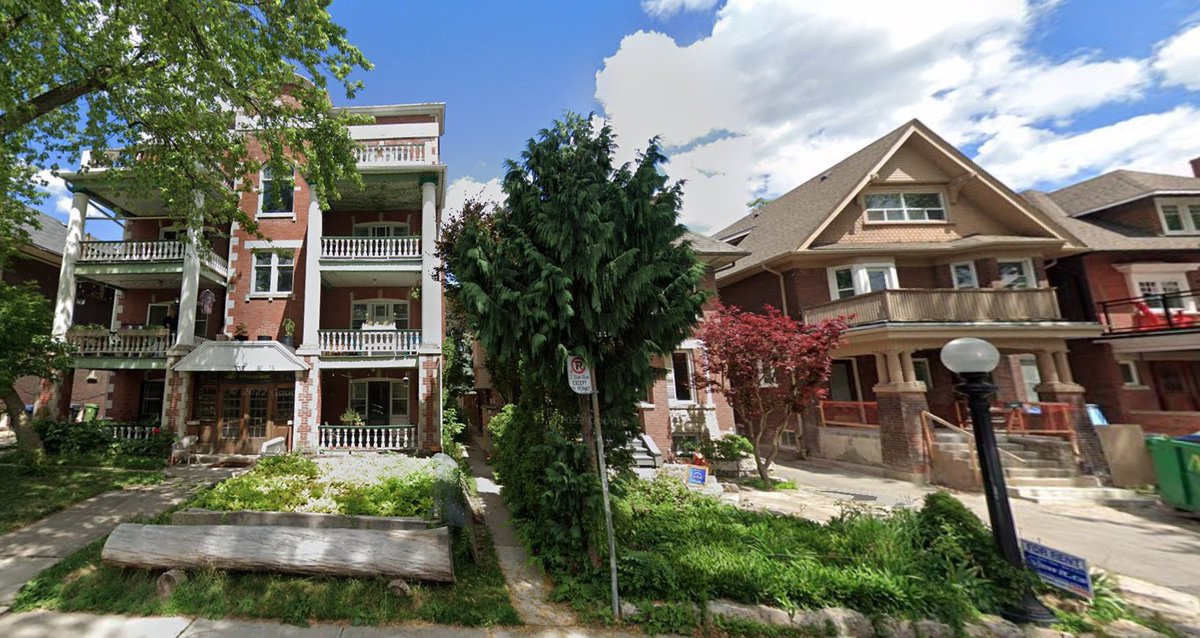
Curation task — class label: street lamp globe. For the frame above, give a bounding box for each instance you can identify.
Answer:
[940,337,1001,374]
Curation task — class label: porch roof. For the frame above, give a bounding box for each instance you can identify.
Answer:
[174,341,309,372]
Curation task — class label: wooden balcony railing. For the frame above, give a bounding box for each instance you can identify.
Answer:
[819,401,880,429]
[320,236,421,260]
[803,288,1063,326]
[318,424,417,451]
[353,141,436,166]
[318,329,421,356]
[68,328,170,358]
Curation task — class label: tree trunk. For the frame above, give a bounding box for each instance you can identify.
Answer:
[102,524,455,583]
[751,415,771,482]
[2,384,42,453]
[577,394,602,569]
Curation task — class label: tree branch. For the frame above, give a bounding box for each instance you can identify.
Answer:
[0,72,109,137]
[0,11,27,42]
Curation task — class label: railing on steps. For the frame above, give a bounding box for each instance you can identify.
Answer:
[818,400,880,429]
[953,401,1077,443]
[318,424,417,451]
[920,410,1028,472]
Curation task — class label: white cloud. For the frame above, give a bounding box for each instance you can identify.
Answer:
[445,176,505,217]
[594,0,1198,232]
[1155,22,1200,90]
[641,0,719,19]
[35,169,75,216]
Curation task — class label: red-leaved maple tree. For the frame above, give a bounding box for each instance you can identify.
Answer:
[693,301,847,481]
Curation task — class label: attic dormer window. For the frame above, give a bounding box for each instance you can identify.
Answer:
[864,192,946,222]
[1157,198,1200,235]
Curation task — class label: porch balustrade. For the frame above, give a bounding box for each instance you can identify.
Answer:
[320,236,421,260]
[110,423,158,441]
[68,328,170,358]
[318,424,417,451]
[803,288,1063,326]
[318,329,421,356]
[818,400,880,429]
[353,141,434,166]
[79,240,185,262]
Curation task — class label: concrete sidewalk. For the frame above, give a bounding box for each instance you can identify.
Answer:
[0,612,651,638]
[770,460,1200,596]
[0,465,237,613]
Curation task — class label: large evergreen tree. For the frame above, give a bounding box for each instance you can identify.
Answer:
[443,113,706,459]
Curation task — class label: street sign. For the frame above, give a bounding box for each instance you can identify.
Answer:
[687,465,708,486]
[566,354,593,394]
[1022,539,1093,598]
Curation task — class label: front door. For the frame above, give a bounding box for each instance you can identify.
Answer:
[1151,362,1200,412]
[216,385,273,453]
[829,359,860,401]
[366,381,391,425]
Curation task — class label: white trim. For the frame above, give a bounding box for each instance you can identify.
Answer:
[251,249,295,296]
[350,298,411,330]
[158,226,180,241]
[352,221,411,237]
[244,239,303,249]
[257,166,296,218]
[826,261,897,300]
[996,258,1036,289]
[348,376,412,425]
[862,189,948,223]
[1154,197,1200,235]
[174,340,310,372]
[348,122,439,140]
[666,349,696,406]
[146,301,173,326]
[1118,361,1146,388]
[950,261,979,289]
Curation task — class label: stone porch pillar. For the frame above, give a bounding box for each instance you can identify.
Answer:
[294,358,320,451]
[298,199,323,355]
[874,350,929,479]
[1036,350,1110,481]
[161,358,190,437]
[418,354,442,452]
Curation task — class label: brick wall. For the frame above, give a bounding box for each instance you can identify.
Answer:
[1088,199,1164,236]
[1035,389,1110,480]
[318,367,418,426]
[323,210,422,236]
[875,390,928,475]
[640,355,672,458]
[719,270,786,315]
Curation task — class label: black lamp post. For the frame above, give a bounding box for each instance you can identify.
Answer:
[940,337,1056,626]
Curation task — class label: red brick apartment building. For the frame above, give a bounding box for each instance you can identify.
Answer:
[39,102,448,455]
[1026,167,1200,436]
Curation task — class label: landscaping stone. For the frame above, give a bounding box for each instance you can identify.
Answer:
[1101,620,1167,638]
[971,614,1023,638]
[793,607,874,637]
[877,618,916,638]
[1170,622,1200,638]
[706,599,792,626]
[1023,627,1074,638]
[913,619,953,638]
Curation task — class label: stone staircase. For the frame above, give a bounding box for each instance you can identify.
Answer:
[630,433,664,469]
[930,430,1143,505]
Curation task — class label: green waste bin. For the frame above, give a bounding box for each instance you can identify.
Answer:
[81,403,99,423]
[1147,436,1200,512]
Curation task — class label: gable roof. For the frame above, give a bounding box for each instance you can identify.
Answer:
[1045,170,1200,217]
[679,229,747,269]
[1024,190,1200,251]
[712,119,1079,281]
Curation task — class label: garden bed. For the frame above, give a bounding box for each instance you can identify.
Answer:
[11,453,521,628]
[0,464,164,534]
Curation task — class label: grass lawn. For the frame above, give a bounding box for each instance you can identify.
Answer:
[12,454,521,628]
[0,464,164,535]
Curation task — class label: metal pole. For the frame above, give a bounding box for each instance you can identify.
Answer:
[591,389,621,620]
[957,372,1055,626]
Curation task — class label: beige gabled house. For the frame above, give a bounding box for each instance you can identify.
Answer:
[714,119,1107,481]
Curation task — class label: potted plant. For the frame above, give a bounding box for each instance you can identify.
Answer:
[280,318,296,348]
[233,323,249,341]
[340,408,364,427]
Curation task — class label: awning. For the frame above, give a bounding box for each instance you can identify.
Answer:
[173,341,309,373]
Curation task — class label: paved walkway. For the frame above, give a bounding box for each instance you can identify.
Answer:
[766,460,1200,596]
[0,465,238,613]
[464,438,578,626]
[0,611,654,638]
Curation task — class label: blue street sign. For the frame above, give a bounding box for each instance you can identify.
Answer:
[687,465,708,486]
[1022,539,1093,598]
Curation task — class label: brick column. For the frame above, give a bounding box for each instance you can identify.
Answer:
[419,354,442,452]
[162,364,190,436]
[294,358,320,452]
[875,389,930,477]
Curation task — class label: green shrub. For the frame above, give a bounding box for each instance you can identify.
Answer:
[486,403,515,442]
[441,406,466,459]
[702,434,754,463]
[254,453,319,479]
[35,419,111,455]
[337,472,435,517]
[115,428,174,458]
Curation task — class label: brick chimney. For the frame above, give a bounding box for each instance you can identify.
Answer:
[1191,157,1200,178]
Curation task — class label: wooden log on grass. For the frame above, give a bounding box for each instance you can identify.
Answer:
[102,524,455,583]
[170,508,428,531]
[156,569,187,599]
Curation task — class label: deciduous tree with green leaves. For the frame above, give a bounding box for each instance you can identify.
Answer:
[0,282,72,452]
[0,0,371,261]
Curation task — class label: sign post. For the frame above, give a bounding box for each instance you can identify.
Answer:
[566,354,621,620]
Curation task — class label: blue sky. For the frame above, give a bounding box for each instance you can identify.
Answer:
[42,0,1200,237]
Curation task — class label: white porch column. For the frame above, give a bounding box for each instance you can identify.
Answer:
[900,350,917,384]
[420,177,442,349]
[874,353,889,385]
[885,351,904,387]
[175,225,201,348]
[52,191,89,339]
[299,198,323,353]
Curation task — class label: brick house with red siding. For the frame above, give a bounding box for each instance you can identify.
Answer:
[1026,167,1200,436]
[40,101,448,455]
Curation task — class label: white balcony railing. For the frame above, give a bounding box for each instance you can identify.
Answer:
[318,329,421,356]
[321,236,421,260]
[79,240,185,262]
[353,141,435,166]
[318,424,417,451]
[68,329,170,358]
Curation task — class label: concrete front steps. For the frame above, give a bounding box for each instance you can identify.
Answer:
[930,430,1145,505]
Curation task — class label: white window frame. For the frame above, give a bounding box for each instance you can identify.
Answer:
[158,226,180,241]
[257,166,296,219]
[250,250,295,298]
[350,298,411,330]
[1130,275,1195,313]
[912,357,933,388]
[666,350,695,405]
[758,361,778,388]
[950,261,979,289]
[352,222,411,237]
[863,190,948,223]
[1018,355,1041,403]
[996,258,1036,289]
[1155,197,1200,235]
[349,377,411,425]
[826,262,898,299]
[1116,263,1199,314]
[1118,361,1146,388]
[146,301,173,327]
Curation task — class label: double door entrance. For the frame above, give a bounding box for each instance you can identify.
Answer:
[193,374,295,454]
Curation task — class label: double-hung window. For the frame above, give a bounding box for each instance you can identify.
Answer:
[666,351,694,403]
[827,263,896,299]
[259,167,294,216]
[1133,277,1193,312]
[252,250,294,295]
[1157,198,1200,235]
[996,259,1035,289]
[950,261,979,289]
[864,192,946,222]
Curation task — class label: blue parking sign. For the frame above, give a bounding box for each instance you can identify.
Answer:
[687,465,708,486]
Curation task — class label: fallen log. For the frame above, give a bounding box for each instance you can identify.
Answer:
[170,509,428,531]
[156,569,187,599]
[102,524,454,583]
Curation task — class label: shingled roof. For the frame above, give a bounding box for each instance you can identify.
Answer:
[1023,190,1200,251]
[679,229,747,268]
[1045,170,1200,217]
[24,209,68,258]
